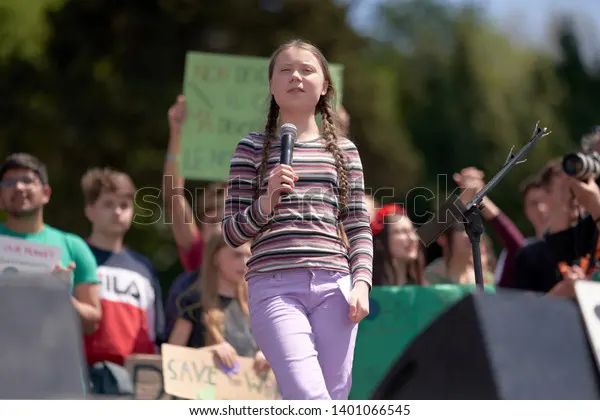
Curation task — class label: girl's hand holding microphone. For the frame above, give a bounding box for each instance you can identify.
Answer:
[259,164,298,215]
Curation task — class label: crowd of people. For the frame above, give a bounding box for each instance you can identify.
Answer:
[369,142,600,297]
[2,39,600,400]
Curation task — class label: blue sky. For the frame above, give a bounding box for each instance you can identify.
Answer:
[347,0,599,62]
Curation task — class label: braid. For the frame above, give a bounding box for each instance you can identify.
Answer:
[256,96,279,198]
[320,99,350,247]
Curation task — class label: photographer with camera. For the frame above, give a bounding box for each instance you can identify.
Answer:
[543,127,600,297]
[562,126,600,180]
[513,159,579,293]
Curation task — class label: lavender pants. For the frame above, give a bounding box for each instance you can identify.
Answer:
[247,269,358,400]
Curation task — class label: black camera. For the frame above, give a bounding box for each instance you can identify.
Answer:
[562,126,600,180]
[562,151,600,180]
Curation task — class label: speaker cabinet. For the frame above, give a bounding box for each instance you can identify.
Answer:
[0,273,87,398]
[372,290,600,399]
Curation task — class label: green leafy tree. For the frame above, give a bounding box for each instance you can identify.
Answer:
[373,0,573,240]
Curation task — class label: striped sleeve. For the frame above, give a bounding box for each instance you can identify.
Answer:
[342,143,374,288]
[222,136,272,248]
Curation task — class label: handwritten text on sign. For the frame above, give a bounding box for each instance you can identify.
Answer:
[161,343,279,400]
[0,235,61,274]
[180,51,344,181]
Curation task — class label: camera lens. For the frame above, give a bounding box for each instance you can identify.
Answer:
[562,153,585,177]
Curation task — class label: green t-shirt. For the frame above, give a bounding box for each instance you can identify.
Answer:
[0,224,99,290]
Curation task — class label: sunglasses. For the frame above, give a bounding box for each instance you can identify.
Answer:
[0,176,38,188]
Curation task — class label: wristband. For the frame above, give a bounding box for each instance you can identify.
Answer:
[165,153,178,162]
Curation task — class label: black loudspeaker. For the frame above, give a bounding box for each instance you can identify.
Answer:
[372,290,600,400]
[0,273,87,399]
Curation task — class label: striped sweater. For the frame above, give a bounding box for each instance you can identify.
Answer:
[222,132,373,287]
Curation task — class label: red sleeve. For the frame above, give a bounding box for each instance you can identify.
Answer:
[177,234,204,272]
[489,212,526,252]
[489,212,526,288]
[498,247,518,288]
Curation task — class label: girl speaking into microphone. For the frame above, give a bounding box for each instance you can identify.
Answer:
[222,39,373,400]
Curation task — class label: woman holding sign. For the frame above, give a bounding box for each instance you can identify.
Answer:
[222,39,373,400]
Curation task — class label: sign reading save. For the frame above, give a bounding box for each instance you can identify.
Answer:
[161,343,280,400]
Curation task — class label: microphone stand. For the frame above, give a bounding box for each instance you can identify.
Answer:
[417,122,551,289]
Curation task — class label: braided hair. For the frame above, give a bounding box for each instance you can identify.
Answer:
[257,40,350,245]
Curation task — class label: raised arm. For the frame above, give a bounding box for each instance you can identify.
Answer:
[455,167,525,247]
[342,144,373,288]
[163,96,201,253]
[546,175,600,265]
[454,166,526,285]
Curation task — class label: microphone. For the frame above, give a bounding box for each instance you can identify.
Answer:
[279,123,297,166]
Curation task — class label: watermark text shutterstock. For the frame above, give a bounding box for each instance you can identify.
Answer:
[133,174,471,244]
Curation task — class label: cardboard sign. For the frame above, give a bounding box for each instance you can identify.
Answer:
[574,280,600,373]
[180,51,344,181]
[0,235,61,275]
[161,343,279,400]
[124,354,170,400]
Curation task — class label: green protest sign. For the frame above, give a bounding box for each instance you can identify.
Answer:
[180,51,344,181]
[349,284,495,400]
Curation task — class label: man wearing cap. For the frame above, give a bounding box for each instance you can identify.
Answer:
[0,153,102,334]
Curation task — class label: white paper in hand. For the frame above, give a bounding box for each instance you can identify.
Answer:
[574,280,600,373]
[0,235,61,274]
[337,275,352,303]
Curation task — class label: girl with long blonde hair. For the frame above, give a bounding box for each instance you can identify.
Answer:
[168,233,269,375]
